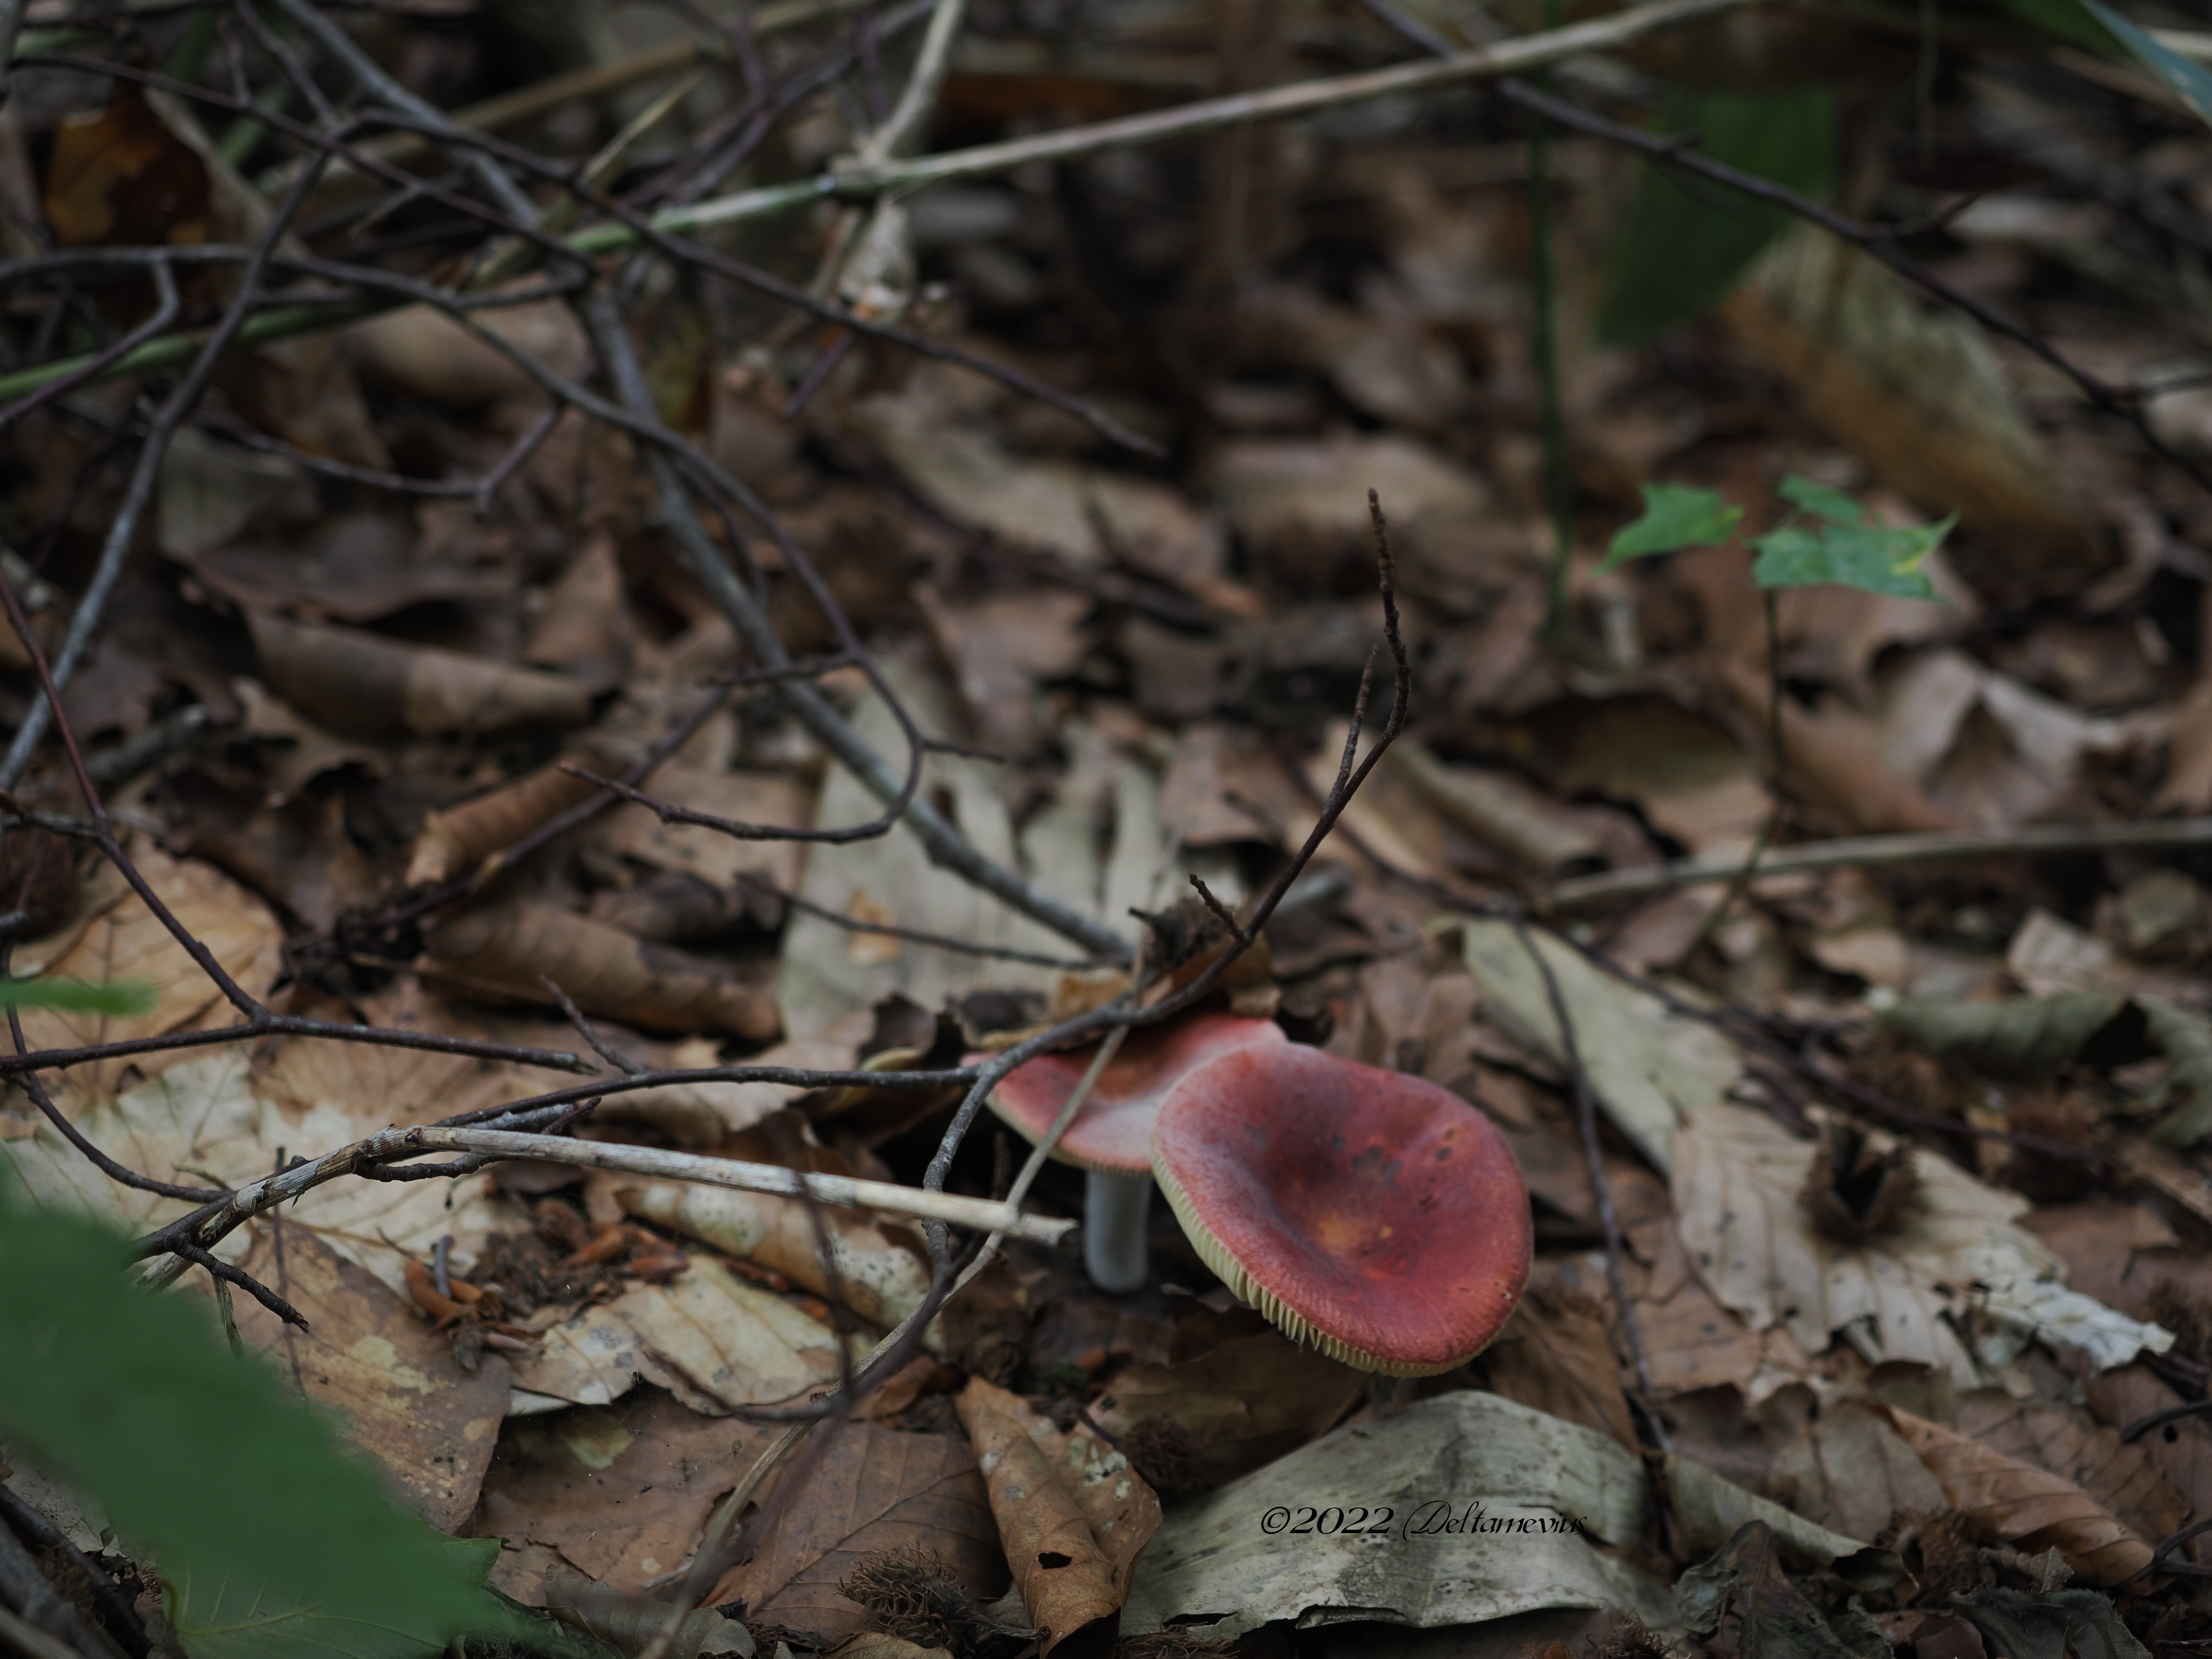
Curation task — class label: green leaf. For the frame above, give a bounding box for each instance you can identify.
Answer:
[1751,515,1956,600]
[1600,483,1743,570]
[0,977,158,1016]
[1598,87,1836,344]
[2011,0,2212,128]
[1775,473,1866,525]
[0,1182,515,1659]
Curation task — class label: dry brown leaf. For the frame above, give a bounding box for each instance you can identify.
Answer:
[597,764,814,893]
[911,585,1092,759]
[954,1377,1158,1659]
[12,846,283,1097]
[2086,1368,2212,1570]
[1714,656,1953,835]
[1953,1394,2186,1559]
[1089,1330,1366,1482]
[1875,1403,2155,1586]
[194,518,507,624]
[1764,1398,1947,1547]
[206,1225,510,1531]
[617,1179,932,1330]
[2155,678,2212,813]
[708,1425,1004,1646]
[406,749,627,886]
[1621,1214,1777,1401]
[421,901,779,1040]
[474,1388,768,1594]
[339,291,589,408]
[524,533,634,680]
[247,610,593,736]
[1383,738,1602,873]
[1478,1277,1637,1450]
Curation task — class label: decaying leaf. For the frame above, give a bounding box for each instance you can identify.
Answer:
[475,1390,770,1597]
[1121,1391,1672,1642]
[1875,1403,2157,1586]
[616,1180,932,1331]
[248,610,593,736]
[1674,1104,2170,1382]
[1461,919,1741,1174]
[708,1425,1004,1647]
[1088,1330,1367,1481]
[1664,1457,1901,1589]
[1950,1586,2151,1659]
[954,1377,1159,1659]
[1675,1522,1888,1659]
[422,902,779,1040]
[206,1225,511,1532]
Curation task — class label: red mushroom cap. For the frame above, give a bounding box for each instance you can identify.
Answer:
[981,1014,1286,1174]
[1151,1043,1532,1376]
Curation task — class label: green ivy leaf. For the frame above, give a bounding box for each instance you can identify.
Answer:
[0,977,158,1016]
[1752,514,1955,601]
[1600,482,1743,570]
[0,1184,515,1659]
[1774,473,1867,525]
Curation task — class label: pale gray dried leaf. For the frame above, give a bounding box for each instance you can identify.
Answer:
[1461,919,1740,1174]
[1121,1392,1671,1642]
[1674,1105,2166,1383]
[1871,992,2134,1081]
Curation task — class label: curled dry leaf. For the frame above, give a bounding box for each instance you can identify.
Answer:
[708,1424,1004,1647]
[955,1377,1160,1659]
[421,902,779,1040]
[406,744,637,887]
[1874,1404,2155,1586]
[247,610,593,736]
[617,1179,932,1330]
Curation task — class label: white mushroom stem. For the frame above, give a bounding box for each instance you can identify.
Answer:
[1084,1168,1153,1294]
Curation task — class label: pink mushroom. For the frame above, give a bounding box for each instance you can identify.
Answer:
[984,1014,1285,1291]
[1151,1043,1531,1374]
